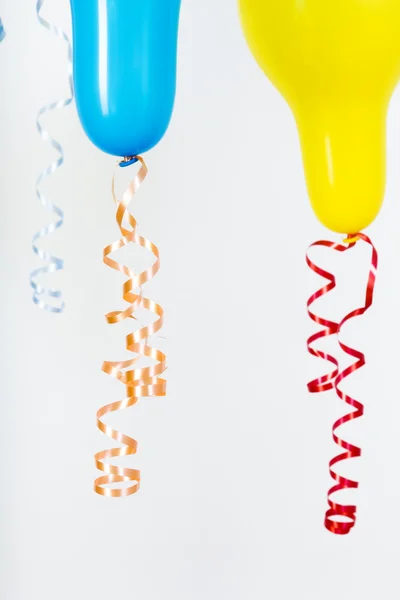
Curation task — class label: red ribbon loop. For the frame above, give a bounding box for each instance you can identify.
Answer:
[306,233,378,534]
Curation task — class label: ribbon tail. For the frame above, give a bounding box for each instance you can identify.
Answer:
[325,233,377,534]
[94,157,167,498]
[306,234,377,534]
[30,0,73,313]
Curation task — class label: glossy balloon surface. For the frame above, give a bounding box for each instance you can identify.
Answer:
[239,0,400,233]
[70,0,181,157]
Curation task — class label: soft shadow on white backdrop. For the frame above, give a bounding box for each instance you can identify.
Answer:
[1,1,400,599]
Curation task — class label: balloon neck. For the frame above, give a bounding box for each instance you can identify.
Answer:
[295,100,387,234]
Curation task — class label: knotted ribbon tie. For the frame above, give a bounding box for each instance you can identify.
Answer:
[94,157,166,497]
[307,233,377,534]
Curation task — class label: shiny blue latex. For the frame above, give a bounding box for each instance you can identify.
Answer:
[70,0,181,157]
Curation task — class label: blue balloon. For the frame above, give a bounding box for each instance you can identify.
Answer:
[0,18,5,42]
[69,0,181,157]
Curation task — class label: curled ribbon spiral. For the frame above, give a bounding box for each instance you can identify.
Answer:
[307,233,377,535]
[30,0,73,313]
[94,156,167,498]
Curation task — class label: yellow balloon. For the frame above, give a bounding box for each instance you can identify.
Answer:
[238,0,400,233]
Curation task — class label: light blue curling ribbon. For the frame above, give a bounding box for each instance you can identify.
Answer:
[30,0,73,313]
[0,18,5,42]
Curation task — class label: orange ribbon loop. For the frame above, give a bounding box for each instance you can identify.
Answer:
[94,156,166,498]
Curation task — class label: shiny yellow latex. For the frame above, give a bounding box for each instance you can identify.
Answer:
[239,0,400,233]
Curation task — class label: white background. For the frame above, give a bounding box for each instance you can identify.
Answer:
[2,0,400,598]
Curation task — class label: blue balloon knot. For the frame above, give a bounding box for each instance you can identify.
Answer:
[119,157,139,168]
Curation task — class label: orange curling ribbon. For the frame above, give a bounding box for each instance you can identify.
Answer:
[94,156,167,498]
[306,233,377,534]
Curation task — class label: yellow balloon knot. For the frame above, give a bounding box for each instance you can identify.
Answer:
[343,235,360,245]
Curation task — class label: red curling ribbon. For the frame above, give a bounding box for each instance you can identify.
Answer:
[306,233,378,535]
